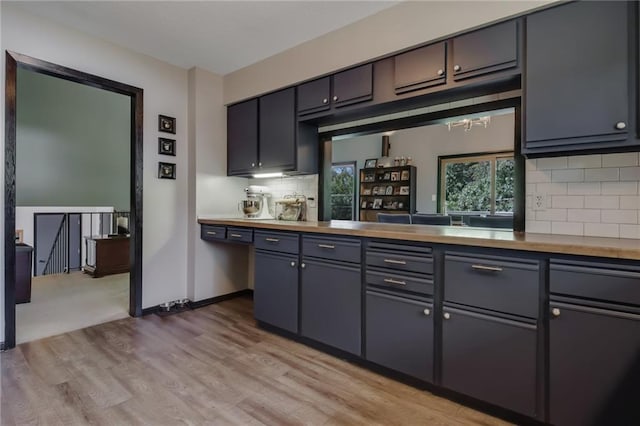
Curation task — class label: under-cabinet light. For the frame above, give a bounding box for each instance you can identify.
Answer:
[252,172,284,179]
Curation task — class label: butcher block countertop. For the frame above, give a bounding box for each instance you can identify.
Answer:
[198,218,640,261]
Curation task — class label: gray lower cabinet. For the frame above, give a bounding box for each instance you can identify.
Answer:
[300,257,361,355]
[366,290,433,382]
[549,301,640,426]
[441,307,537,418]
[254,249,298,333]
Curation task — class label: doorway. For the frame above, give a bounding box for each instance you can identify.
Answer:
[4,51,143,349]
[33,213,82,276]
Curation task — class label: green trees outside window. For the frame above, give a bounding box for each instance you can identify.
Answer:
[331,162,356,220]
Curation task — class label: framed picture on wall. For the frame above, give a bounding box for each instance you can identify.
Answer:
[158,138,176,156]
[158,115,176,134]
[158,162,176,179]
[364,158,378,168]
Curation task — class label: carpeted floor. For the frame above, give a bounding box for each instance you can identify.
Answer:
[15,271,129,344]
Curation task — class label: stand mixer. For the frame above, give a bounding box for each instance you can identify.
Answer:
[239,185,274,219]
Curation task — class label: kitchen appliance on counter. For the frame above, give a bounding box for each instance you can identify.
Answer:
[239,185,274,219]
[275,194,307,221]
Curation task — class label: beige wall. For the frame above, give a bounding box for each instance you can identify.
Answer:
[224,0,553,104]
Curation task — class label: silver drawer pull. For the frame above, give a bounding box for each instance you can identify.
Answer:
[318,244,335,249]
[265,238,280,242]
[206,231,217,235]
[230,233,242,238]
[384,278,406,286]
[423,308,431,316]
[383,259,407,265]
[471,264,503,272]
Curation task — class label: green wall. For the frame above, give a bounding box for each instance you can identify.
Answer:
[16,69,130,210]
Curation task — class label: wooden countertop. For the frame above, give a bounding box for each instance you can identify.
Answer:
[198,218,640,260]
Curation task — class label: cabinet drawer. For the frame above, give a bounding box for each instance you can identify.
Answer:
[254,231,299,254]
[366,249,433,275]
[366,269,434,296]
[201,225,226,241]
[302,235,361,263]
[550,260,640,306]
[444,253,539,318]
[226,227,253,244]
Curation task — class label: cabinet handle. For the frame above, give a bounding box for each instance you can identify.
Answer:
[471,264,503,272]
[443,312,451,320]
[206,231,217,235]
[383,258,407,265]
[317,244,335,249]
[423,308,431,316]
[258,162,262,167]
[265,238,279,242]
[551,307,561,318]
[615,121,627,130]
[251,162,255,167]
[322,98,328,104]
[437,69,444,76]
[383,278,406,286]
[301,263,306,269]
[332,95,339,102]
[290,261,296,267]
[453,64,461,72]
[230,233,242,238]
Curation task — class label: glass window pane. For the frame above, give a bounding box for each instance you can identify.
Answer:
[496,158,515,213]
[331,164,355,220]
[444,160,491,214]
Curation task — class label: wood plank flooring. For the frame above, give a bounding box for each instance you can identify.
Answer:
[1,296,510,425]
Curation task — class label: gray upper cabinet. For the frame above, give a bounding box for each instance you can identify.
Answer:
[394,42,446,94]
[450,20,518,82]
[297,64,373,116]
[227,98,258,176]
[524,1,637,154]
[259,88,296,171]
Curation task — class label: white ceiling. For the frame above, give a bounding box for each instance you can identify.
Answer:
[10,1,399,75]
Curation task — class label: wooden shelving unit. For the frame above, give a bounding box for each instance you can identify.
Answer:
[359,165,416,222]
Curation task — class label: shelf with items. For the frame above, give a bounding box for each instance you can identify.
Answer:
[359,165,416,222]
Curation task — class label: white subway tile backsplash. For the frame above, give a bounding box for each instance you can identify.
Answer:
[601,209,638,224]
[527,170,552,183]
[620,196,640,210]
[551,222,583,236]
[584,168,619,182]
[567,209,600,223]
[552,169,584,183]
[536,208,567,221]
[536,183,568,195]
[526,220,551,233]
[525,159,537,171]
[537,157,568,170]
[568,182,601,195]
[551,196,584,209]
[568,155,601,169]
[620,167,640,181]
[584,196,619,209]
[620,224,640,239]
[602,153,639,167]
[601,181,638,195]
[584,223,619,238]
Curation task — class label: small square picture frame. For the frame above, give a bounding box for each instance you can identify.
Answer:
[390,171,400,181]
[383,172,391,181]
[385,185,394,195]
[158,138,176,156]
[399,186,410,195]
[158,162,176,179]
[361,200,368,209]
[364,158,378,169]
[362,188,372,195]
[373,198,383,209]
[158,115,176,134]
[400,170,410,181]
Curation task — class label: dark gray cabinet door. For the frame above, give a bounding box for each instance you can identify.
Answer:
[394,42,446,94]
[550,302,640,426]
[297,77,331,115]
[259,87,296,171]
[451,20,518,81]
[300,258,361,355]
[442,307,537,417]
[254,250,299,333]
[332,64,373,108]
[525,1,632,153]
[366,291,433,382]
[227,98,258,175]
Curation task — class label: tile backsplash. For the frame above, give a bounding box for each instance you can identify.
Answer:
[526,153,640,239]
[249,174,319,221]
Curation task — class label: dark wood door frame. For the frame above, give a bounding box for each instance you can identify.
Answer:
[4,51,144,350]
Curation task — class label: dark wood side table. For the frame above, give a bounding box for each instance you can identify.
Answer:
[84,235,130,278]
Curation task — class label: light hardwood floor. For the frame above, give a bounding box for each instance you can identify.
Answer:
[1,296,510,425]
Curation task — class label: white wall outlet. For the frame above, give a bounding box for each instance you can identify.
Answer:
[431,194,437,201]
[533,193,546,211]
